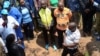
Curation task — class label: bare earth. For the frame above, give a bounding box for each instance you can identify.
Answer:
[25,32,100,56]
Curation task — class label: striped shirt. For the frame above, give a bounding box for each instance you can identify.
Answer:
[21,7,32,24]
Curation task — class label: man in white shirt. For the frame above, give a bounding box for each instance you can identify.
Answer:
[0,9,19,43]
[62,22,81,56]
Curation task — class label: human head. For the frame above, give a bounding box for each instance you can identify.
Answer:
[68,22,77,32]
[1,9,8,20]
[41,0,47,9]
[6,34,15,45]
[89,0,94,4]
[19,0,25,6]
[3,1,10,9]
[3,1,11,11]
[58,2,64,11]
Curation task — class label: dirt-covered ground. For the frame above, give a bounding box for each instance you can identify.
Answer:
[25,31,100,56]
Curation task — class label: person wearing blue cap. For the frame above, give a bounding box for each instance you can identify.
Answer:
[3,1,10,8]
[0,9,19,43]
[3,1,25,48]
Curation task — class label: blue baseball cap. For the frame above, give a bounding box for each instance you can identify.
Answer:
[3,1,10,8]
[1,9,8,15]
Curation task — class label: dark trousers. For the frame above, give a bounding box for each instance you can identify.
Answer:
[62,47,78,56]
[42,26,55,45]
[23,22,34,39]
[56,29,65,48]
[82,13,93,33]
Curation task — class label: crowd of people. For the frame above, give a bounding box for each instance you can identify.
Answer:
[0,0,100,56]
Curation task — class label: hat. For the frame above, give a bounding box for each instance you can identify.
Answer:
[1,9,8,15]
[3,1,10,8]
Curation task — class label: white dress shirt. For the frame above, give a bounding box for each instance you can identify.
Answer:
[0,16,19,43]
[64,28,81,49]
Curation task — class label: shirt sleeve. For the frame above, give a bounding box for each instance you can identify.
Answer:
[15,8,22,25]
[54,9,58,18]
[73,33,81,43]
[68,9,72,19]
[12,17,19,26]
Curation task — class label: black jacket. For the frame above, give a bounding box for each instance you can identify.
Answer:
[7,43,25,56]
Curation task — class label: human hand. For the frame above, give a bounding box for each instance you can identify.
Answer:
[13,25,18,29]
[62,43,67,47]
[84,9,90,13]
[2,21,7,27]
[32,13,35,18]
[17,39,22,44]
[54,32,58,37]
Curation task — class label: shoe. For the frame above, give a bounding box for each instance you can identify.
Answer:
[53,45,57,51]
[45,44,49,50]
